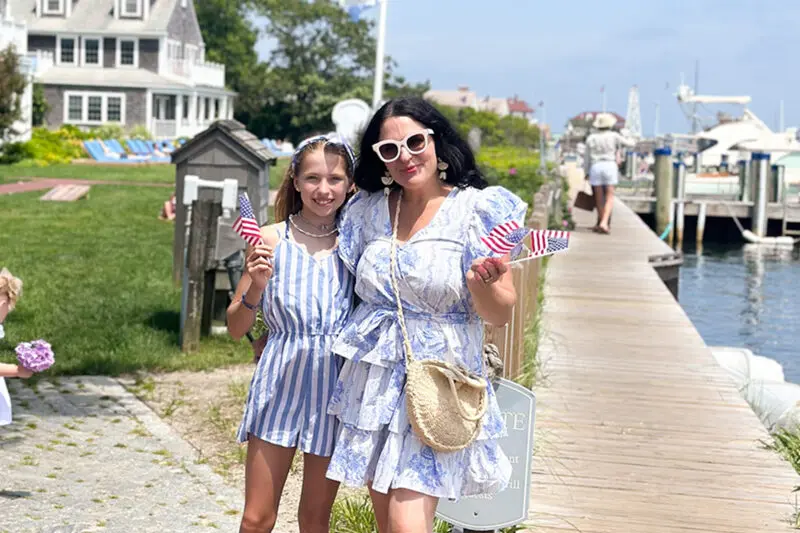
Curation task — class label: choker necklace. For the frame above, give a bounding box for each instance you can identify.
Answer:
[298,211,335,231]
[288,215,338,238]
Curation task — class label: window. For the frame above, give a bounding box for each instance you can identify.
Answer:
[107,97,122,122]
[44,0,64,15]
[121,0,142,17]
[167,40,181,61]
[204,97,210,120]
[182,96,190,120]
[82,38,102,66]
[185,45,197,65]
[87,96,103,122]
[67,95,82,122]
[214,99,220,119]
[117,39,138,67]
[64,92,126,125]
[58,37,76,65]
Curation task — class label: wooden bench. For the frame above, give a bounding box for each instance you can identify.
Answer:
[40,184,91,202]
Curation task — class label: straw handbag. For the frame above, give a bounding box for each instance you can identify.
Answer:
[388,192,488,453]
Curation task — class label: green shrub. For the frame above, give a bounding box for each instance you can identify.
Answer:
[128,125,153,140]
[19,127,86,165]
[477,146,545,201]
[0,142,35,164]
[92,124,126,140]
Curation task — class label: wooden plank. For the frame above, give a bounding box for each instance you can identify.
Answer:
[40,184,91,202]
[181,200,220,353]
[527,199,799,531]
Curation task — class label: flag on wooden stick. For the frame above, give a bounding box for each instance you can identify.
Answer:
[232,193,263,247]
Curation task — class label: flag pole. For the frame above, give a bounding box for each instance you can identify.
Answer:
[372,0,388,111]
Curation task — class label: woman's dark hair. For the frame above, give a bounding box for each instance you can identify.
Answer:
[354,96,488,193]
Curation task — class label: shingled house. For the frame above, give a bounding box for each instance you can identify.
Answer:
[4,0,235,138]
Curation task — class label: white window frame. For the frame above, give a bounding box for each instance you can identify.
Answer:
[116,38,139,68]
[185,44,198,65]
[166,39,181,61]
[43,0,65,15]
[56,36,77,66]
[81,36,104,67]
[120,0,143,17]
[63,91,127,126]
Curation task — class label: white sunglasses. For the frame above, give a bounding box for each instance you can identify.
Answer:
[372,128,434,163]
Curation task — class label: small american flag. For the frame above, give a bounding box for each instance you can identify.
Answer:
[528,229,570,259]
[232,193,263,247]
[481,221,524,254]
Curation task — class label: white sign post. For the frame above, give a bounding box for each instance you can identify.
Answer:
[436,379,536,532]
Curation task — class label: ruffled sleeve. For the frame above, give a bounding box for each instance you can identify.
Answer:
[463,186,529,271]
[337,189,376,274]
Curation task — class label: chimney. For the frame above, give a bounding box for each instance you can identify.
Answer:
[457,86,470,92]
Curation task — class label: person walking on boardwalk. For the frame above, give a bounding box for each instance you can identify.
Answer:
[585,112,635,234]
[227,135,357,533]
[324,97,523,533]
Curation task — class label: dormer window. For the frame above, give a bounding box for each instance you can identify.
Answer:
[121,0,142,17]
[57,36,77,65]
[43,0,65,15]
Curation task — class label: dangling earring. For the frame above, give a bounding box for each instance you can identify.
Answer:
[437,159,449,181]
[381,171,394,187]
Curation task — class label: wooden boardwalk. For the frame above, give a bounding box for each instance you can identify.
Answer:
[527,200,800,532]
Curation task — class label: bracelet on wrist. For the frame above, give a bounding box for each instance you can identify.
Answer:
[241,292,261,311]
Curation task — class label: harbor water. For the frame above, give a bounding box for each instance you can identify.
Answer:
[679,243,800,382]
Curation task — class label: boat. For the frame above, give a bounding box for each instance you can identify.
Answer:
[711,346,800,433]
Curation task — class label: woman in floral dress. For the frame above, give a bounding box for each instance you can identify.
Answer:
[326,97,527,532]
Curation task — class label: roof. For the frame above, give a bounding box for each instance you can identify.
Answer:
[508,96,533,114]
[171,120,277,166]
[9,0,181,36]
[424,88,478,109]
[37,66,235,94]
[478,97,509,115]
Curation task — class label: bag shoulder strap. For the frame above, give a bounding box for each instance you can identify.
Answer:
[388,190,414,367]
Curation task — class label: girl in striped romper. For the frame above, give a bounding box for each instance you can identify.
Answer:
[227,135,356,533]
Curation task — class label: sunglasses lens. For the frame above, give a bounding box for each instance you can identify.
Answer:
[379,144,399,161]
[407,133,427,153]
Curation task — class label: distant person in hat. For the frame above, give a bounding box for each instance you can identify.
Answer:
[585,113,635,234]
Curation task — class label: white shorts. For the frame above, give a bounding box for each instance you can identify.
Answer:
[589,161,619,186]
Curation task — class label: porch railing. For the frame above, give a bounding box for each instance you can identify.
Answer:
[153,120,178,139]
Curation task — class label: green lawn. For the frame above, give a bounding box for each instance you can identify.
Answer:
[0,163,175,184]
[0,158,290,188]
[0,185,256,376]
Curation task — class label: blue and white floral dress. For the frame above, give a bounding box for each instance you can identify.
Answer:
[325,185,527,499]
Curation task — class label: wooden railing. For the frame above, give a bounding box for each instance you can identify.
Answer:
[484,177,563,383]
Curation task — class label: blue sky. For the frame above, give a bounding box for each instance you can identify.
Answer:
[253,0,800,135]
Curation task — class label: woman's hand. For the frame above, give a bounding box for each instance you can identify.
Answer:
[466,256,516,327]
[466,257,507,287]
[245,244,274,292]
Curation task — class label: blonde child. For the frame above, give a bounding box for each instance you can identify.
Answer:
[0,268,30,426]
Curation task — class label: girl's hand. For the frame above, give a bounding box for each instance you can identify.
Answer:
[16,365,33,379]
[466,256,508,288]
[245,244,274,292]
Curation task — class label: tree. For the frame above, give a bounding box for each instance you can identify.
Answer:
[247,0,429,143]
[0,45,27,141]
[32,83,49,126]
[194,0,268,119]
[434,105,541,150]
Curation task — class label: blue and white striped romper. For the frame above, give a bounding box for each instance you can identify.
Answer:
[237,222,355,456]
